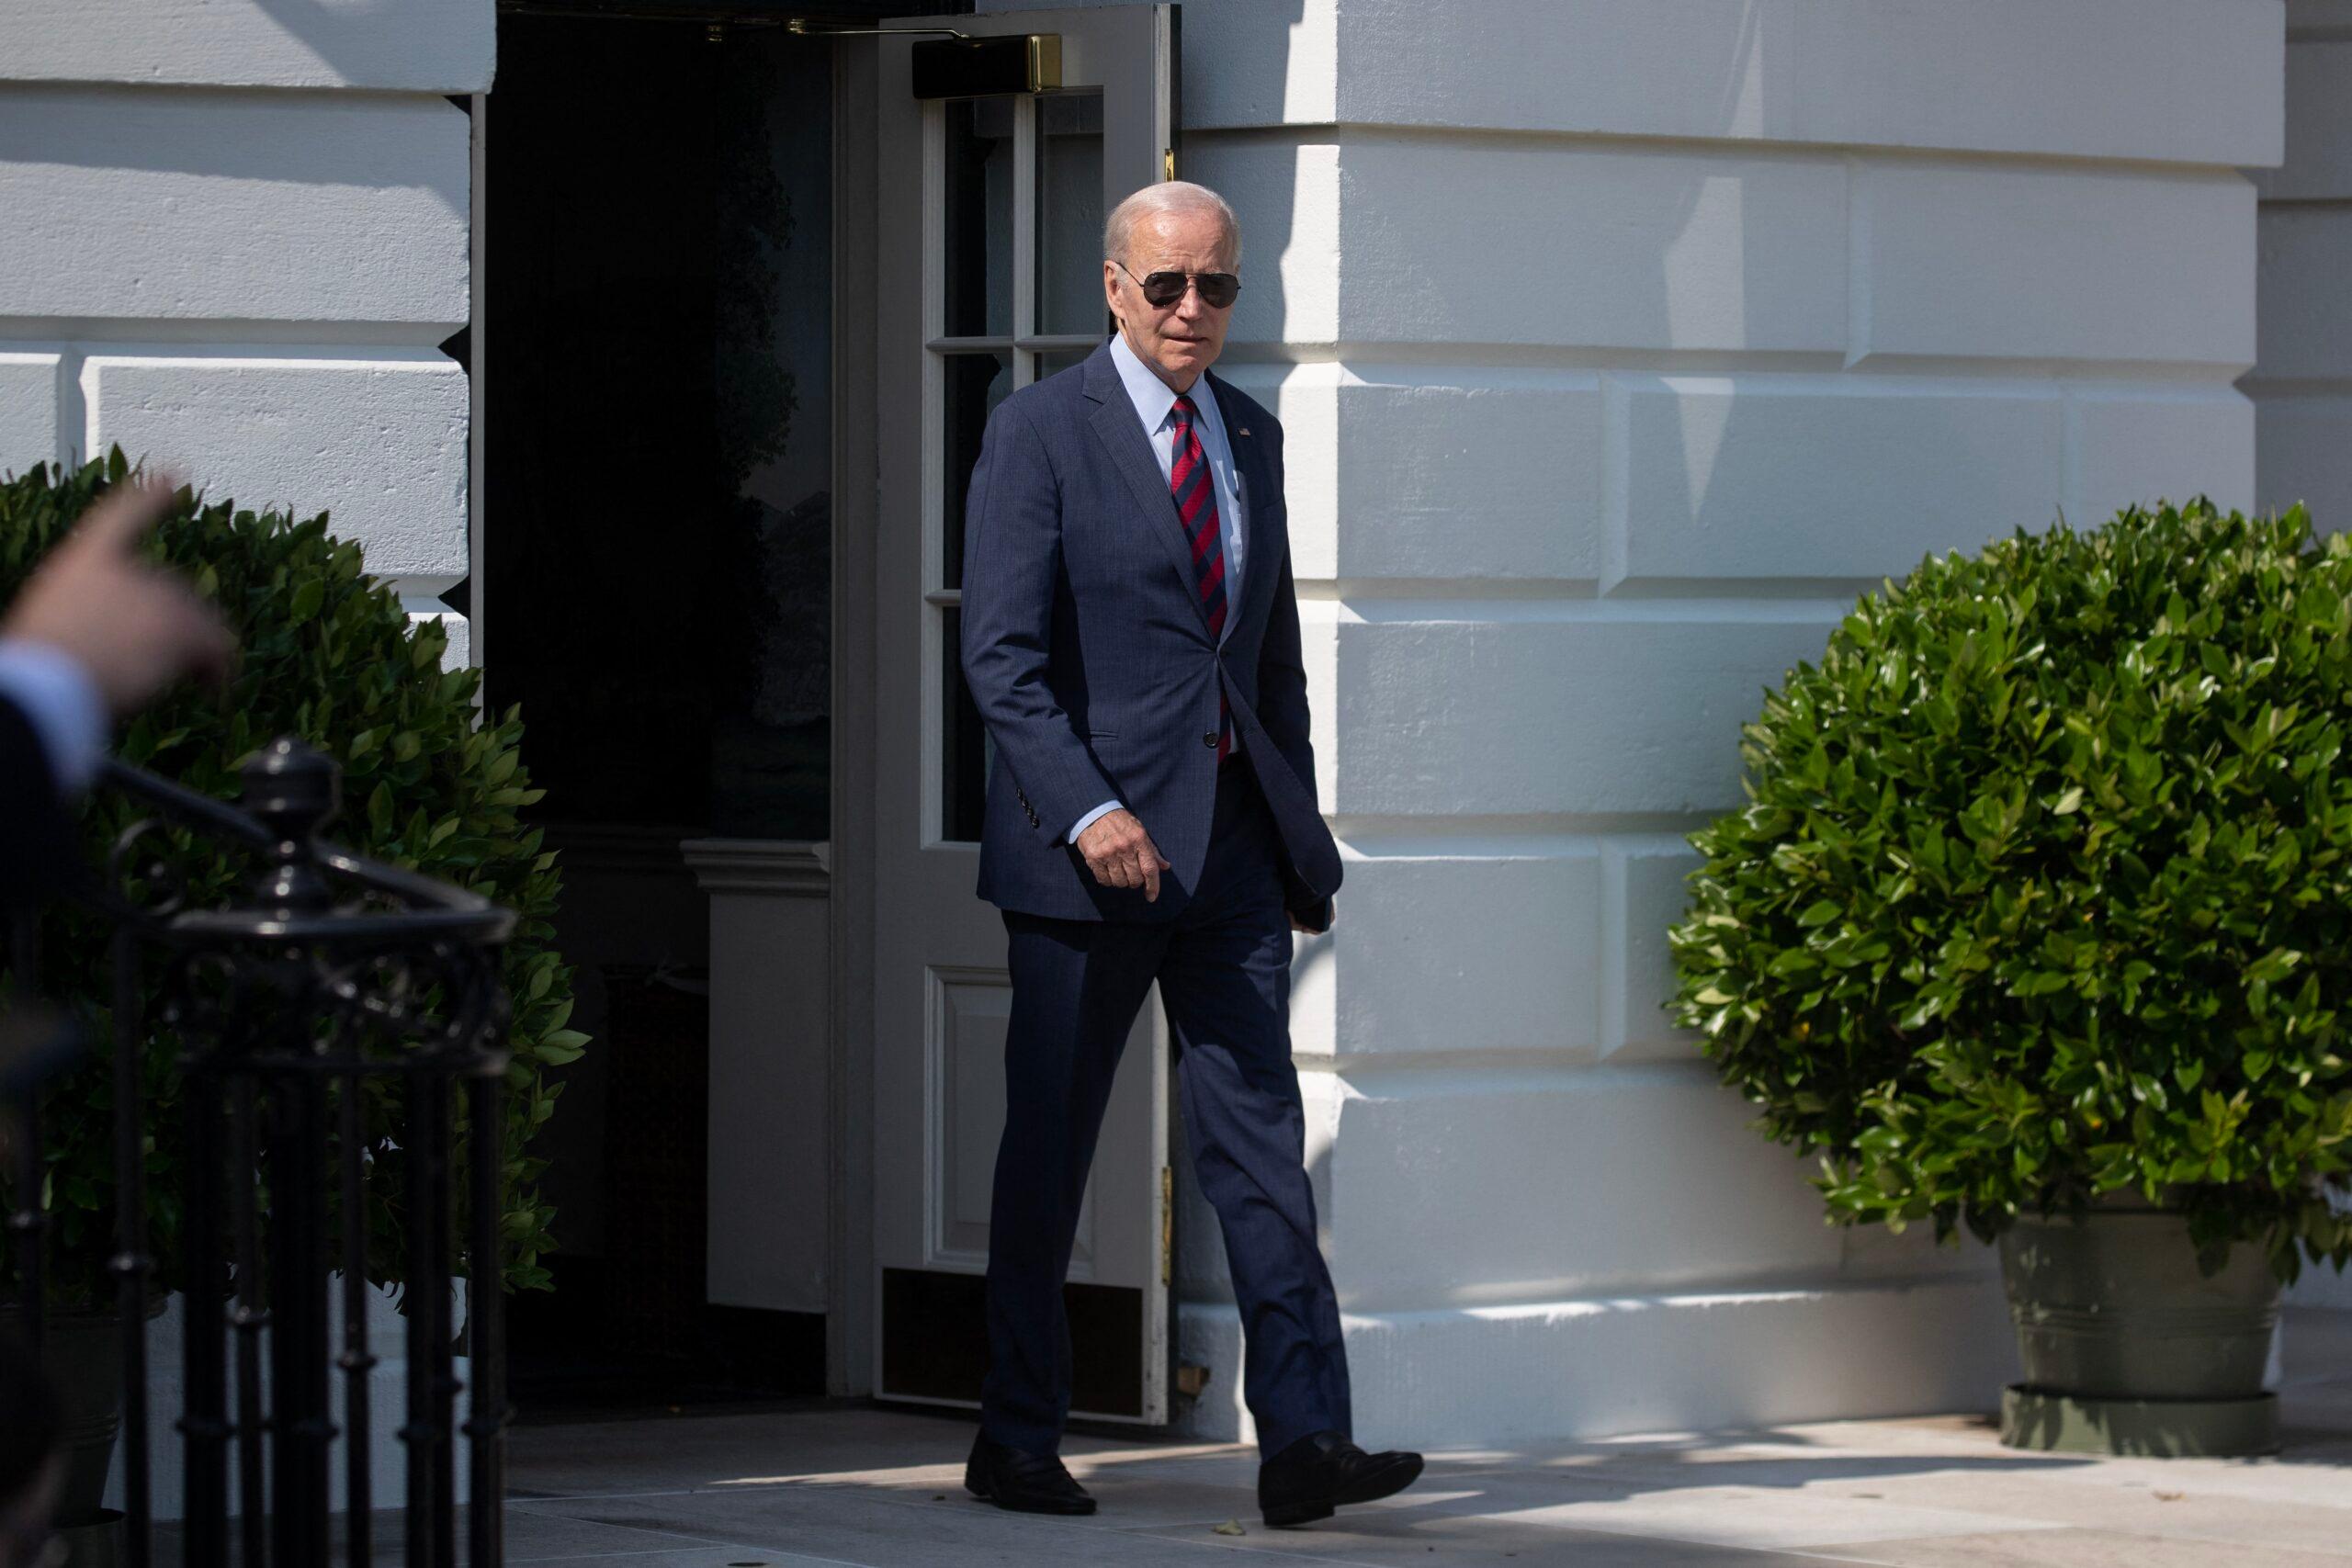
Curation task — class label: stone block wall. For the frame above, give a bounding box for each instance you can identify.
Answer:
[0,2,485,637]
[990,0,2283,1447]
[2259,4,2352,543]
[2267,0,2352,1318]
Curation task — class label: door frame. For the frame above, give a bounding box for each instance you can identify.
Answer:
[828,7,1182,1411]
[831,28,883,1399]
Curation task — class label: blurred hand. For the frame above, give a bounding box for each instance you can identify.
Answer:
[2,477,233,716]
[1076,807,1172,901]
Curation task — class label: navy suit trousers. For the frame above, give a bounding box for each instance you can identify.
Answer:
[980,763,1352,1458]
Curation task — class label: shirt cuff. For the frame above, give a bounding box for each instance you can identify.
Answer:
[1067,798,1123,844]
[0,640,107,795]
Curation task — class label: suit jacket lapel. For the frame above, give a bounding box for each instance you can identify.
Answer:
[1211,369,1280,640]
[1084,346,1214,636]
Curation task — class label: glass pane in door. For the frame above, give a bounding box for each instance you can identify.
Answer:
[1035,93,1106,337]
[944,97,1015,338]
[942,350,1012,590]
[1034,347,1091,384]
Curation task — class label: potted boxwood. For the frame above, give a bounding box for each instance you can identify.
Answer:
[1668,496,2352,1457]
[0,450,582,1529]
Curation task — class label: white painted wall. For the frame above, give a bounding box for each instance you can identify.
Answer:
[0,0,492,91]
[990,0,2281,1449]
[2258,5,2352,542]
[2265,0,2352,1321]
[0,2,485,629]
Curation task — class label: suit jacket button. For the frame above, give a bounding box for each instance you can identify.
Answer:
[1203,731,1217,749]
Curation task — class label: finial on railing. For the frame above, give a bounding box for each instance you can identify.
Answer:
[242,737,338,915]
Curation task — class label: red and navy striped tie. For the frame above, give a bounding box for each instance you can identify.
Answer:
[1170,393,1230,760]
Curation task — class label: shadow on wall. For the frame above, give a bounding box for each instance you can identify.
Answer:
[0,72,468,197]
[248,0,474,87]
[1624,4,1820,593]
[1174,0,1307,355]
[1614,6,2092,597]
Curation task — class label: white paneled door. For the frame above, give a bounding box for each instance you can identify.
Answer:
[871,6,1176,1426]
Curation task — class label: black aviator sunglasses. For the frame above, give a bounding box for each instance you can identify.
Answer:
[1113,259,1240,310]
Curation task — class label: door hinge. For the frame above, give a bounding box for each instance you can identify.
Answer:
[1160,1164,1173,1286]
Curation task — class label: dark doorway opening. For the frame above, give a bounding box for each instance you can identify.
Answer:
[481,5,841,1418]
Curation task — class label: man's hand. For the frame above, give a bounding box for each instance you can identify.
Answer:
[1076,807,1173,901]
[1289,895,1334,934]
[2,477,233,715]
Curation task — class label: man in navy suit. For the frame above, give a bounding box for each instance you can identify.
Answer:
[957,181,1421,1529]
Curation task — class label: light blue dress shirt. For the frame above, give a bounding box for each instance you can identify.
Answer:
[0,639,106,795]
[1067,333,1250,844]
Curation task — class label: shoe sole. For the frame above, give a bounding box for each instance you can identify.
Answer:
[1261,1497,1337,1529]
[1261,1453,1426,1529]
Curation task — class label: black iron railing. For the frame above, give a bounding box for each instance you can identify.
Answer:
[2,737,514,1565]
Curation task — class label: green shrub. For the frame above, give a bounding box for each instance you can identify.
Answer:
[1668,498,2352,1282]
[1,449,577,1307]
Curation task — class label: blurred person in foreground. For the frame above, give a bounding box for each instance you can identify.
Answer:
[0,475,234,908]
[0,1339,62,1568]
[0,473,233,1567]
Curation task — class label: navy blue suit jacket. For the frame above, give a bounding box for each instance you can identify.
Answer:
[959,341,1340,926]
[0,694,75,914]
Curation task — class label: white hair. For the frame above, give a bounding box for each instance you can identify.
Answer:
[1102,180,1241,268]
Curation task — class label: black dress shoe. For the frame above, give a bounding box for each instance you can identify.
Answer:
[964,1431,1098,1516]
[1257,1429,1425,1528]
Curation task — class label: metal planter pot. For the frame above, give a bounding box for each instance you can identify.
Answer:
[1996,1193,2282,1456]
